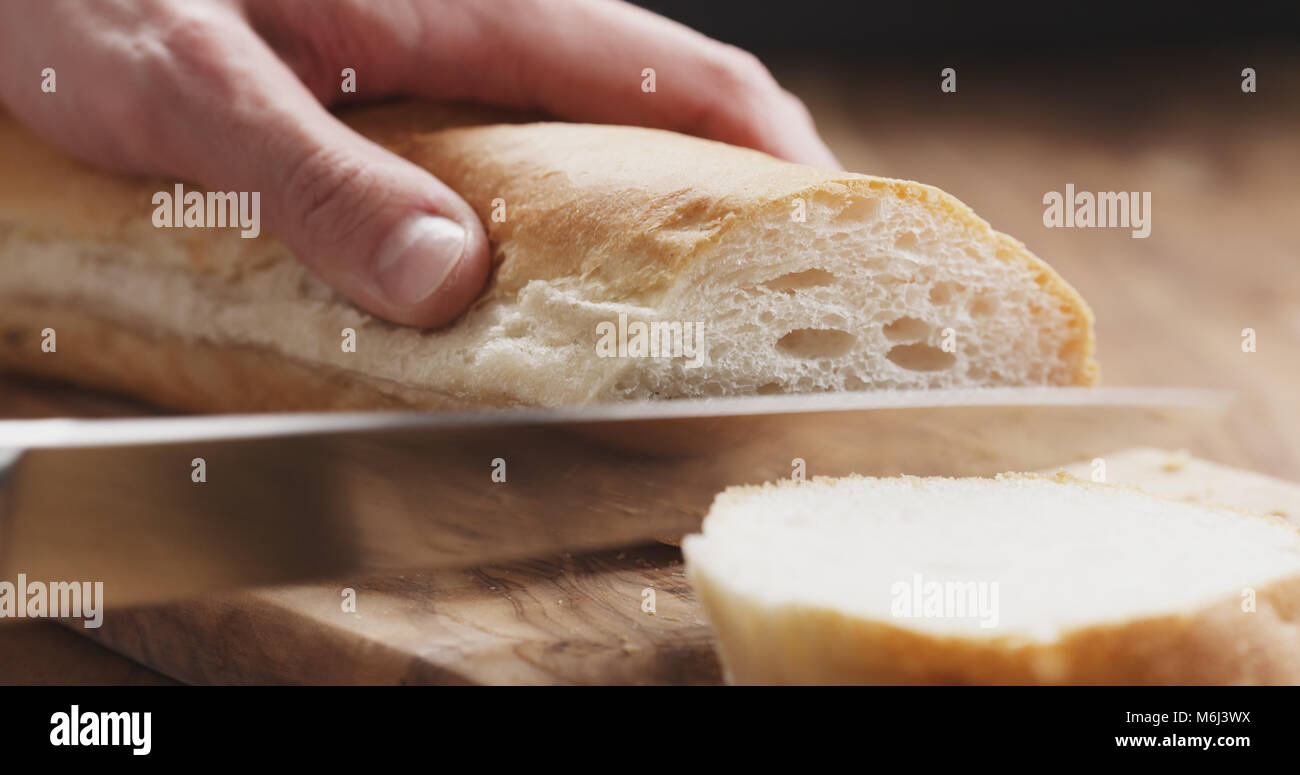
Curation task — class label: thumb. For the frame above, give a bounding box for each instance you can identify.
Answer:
[147,23,490,328]
[264,124,491,328]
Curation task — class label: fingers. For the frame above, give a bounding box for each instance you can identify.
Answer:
[466,0,842,169]
[29,3,489,328]
[250,0,842,169]
[0,0,835,332]
[241,103,491,329]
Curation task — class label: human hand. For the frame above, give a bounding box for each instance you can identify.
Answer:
[0,0,840,327]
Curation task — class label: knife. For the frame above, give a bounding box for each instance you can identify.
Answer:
[0,386,1231,606]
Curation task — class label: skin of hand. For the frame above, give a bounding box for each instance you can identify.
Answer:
[0,0,841,328]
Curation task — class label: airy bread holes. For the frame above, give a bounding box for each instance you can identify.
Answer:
[928,281,964,305]
[894,232,920,251]
[887,342,956,371]
[836,197,881,223]
[971,294,999,317]
[776,328,857,359]
[882,316,931,342]
[762,268,837,293]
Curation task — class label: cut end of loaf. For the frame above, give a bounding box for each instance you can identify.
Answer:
[600,180,1097,401]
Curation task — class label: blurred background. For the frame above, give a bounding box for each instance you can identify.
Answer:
[637,1,1300,56]
[3,1,1298,685]
[638,0,1300,479]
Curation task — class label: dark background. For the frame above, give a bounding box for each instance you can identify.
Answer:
[635,1,1300,58]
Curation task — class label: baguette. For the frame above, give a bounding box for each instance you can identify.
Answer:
[683,473,1300,685]
[0,101,1097,411]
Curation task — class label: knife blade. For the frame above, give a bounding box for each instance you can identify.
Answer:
[0,386,1231,607]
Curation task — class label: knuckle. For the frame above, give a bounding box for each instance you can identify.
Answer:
[712,45,776,93]
[153,11,243,98]
[281,146,389,243]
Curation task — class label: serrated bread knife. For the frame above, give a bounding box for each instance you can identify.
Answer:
[0,387,1231,607]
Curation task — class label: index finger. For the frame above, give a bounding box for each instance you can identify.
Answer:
[249,0,842,169]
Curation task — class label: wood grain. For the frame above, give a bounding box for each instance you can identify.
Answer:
[2,54,1298,684]
[0,621,176,685]
[78,544,719,686]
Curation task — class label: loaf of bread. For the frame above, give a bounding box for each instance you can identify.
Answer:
[683,473,1300,685]
[0,102,1097,412]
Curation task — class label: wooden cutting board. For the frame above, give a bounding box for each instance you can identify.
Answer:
[6,379,1300,684]
[0,379,720,684]
[62,445,1300,684]
[78,543,719,685]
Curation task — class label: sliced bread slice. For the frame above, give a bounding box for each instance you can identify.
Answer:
[682,473,1300,685]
